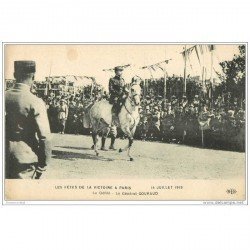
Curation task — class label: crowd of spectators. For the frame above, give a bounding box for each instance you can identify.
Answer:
[136,93,245,152]
[41,82,245,152]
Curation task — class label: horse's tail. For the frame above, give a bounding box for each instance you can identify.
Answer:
[82,105,93,128]
[89,100,113,132]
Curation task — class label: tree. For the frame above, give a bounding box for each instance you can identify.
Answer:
[219,45,246,104]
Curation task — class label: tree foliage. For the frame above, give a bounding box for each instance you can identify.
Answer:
[219,45,246,100]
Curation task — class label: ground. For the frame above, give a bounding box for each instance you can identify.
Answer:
[44,133,245,179]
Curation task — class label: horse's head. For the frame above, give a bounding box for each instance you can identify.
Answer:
[130,76,142,106]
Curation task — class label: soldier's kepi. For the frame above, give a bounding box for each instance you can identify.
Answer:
[5,60,52,179]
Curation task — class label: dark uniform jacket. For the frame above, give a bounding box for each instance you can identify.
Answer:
[109,75,126,103]
[5,83,52,177]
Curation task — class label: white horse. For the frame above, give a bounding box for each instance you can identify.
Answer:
[89,76,141,161]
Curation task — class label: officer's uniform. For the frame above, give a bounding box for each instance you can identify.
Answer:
[109,75,126,107]
[5,61,52,179]
[108,67,126,140]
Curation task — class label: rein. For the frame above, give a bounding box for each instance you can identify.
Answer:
[122,91,139,130]
[124,93,138,115]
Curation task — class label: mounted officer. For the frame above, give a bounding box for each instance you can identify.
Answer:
[109,66,129,123]
[5,61,52,179]
[107,66,128,150]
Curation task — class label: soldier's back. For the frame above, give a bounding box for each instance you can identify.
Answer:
[5,84,48,140]
[5,84,51,178]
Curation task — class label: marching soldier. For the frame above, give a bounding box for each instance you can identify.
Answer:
[57,99,68,134]
[5,61,52,179]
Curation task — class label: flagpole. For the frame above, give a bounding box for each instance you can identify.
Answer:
[163,47,167,108]
[144,79,146,99]
[183,45,187,95]
[47,60,53,96]
[140,59,171,102]
[210,46,214,109]
[164,67,167,108]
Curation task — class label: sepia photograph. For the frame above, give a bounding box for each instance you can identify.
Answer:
[1,1,250,250]
[3,43,246,202]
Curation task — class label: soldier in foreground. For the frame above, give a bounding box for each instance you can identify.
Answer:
[5,61,52,179]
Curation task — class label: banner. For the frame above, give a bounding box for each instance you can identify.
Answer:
[199,118,211,131]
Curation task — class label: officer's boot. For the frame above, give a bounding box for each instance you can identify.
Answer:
[109,135,116,150]
[111,103,120,126]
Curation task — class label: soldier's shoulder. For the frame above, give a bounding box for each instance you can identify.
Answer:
[30,95,46,110]
[5,89,12,98]
[109,76,116,81]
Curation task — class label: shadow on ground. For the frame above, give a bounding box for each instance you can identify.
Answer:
[52,149,113,162]
[54,146,92,151]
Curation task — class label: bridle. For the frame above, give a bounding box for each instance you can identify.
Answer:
[123,84,140,116]
[128,83,140,107]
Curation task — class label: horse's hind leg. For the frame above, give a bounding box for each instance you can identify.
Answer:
[109,125,117,150]
[101,127,110,151]
[92,132,99,156]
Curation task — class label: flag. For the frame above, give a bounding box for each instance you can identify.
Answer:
[199,119,211,131]
[208,45,216,51]
[156,64,164,71]
[194,45,201,65]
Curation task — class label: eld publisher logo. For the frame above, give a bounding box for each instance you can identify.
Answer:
[226,188,237,195]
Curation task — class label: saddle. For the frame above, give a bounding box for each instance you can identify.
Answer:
[109,96,125,126]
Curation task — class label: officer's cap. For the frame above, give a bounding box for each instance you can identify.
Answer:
[14,60,36,74]
[114,66,124,72]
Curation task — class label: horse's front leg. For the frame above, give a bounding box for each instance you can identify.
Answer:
[127,137,134,161]
[127,125,137,161]
[118,126,130,153]
[119,125,135,161]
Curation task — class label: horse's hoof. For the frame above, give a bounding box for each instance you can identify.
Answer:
[119,148,122,153]
[101,147,108,151]
[91,145,94,149]
[130,157,134,161]
[96,152,99,156]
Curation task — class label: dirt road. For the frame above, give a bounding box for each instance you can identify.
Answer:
[44,133,245,180]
